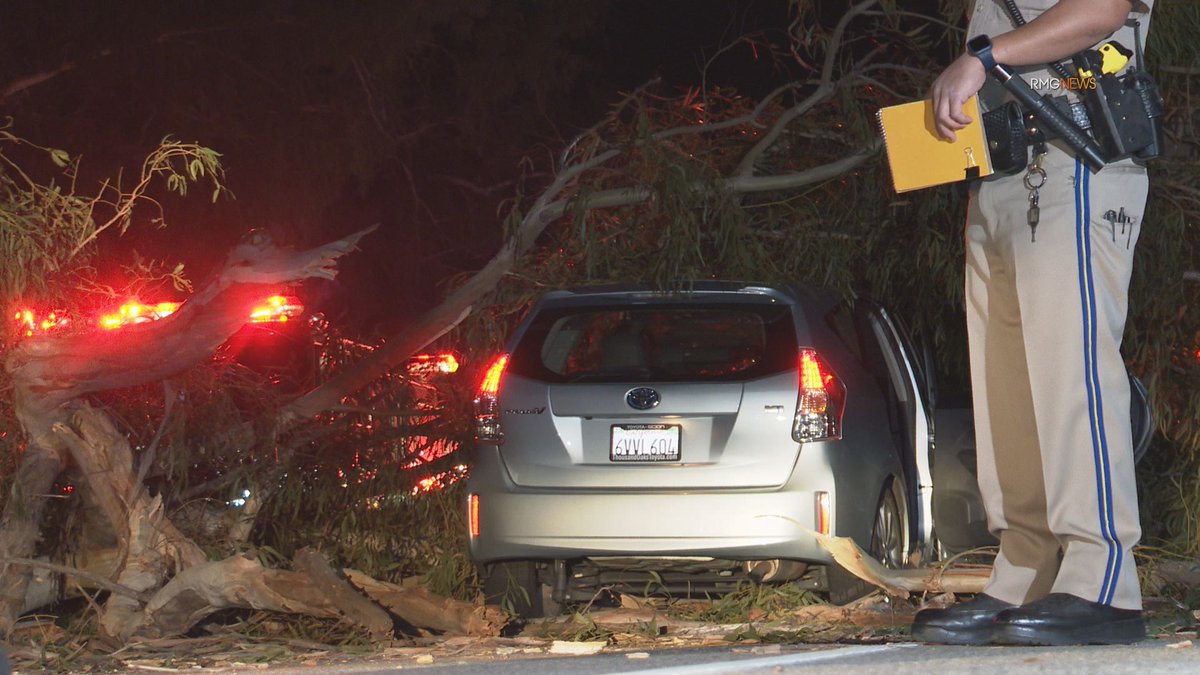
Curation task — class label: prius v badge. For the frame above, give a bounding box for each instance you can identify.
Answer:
[625,387,661,410]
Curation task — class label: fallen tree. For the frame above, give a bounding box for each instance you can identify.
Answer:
[1,226,508,640]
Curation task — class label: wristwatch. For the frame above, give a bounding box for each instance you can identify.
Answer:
[967,34,997,71]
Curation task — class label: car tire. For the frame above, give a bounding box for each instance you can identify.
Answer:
[482,560,545,619]
[827,477,909,605]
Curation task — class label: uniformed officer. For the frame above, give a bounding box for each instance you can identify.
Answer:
[912,0,1155,645]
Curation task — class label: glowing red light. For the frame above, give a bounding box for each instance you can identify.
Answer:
[99,301,181,329]
[248,295,304,323]
[13,308,69,337]
[407,353,460,375]
[479,354,508,395]
[92,295,302,330]
[800,349,833,393]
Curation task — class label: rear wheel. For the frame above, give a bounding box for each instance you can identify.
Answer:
[482,561,544,619]
[827,477,909,605]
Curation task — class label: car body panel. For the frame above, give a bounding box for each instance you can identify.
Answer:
[471,440,852,563]
[497,373,804,489]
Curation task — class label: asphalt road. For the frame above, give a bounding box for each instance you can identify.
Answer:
[221,639,1199,675]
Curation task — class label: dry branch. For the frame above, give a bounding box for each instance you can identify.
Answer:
[345,570,507,637]
[1144,558,1200,593]
[294,548,394,640]
[141,554,340,638]
[5,549,126,613]
[818,535,990,597]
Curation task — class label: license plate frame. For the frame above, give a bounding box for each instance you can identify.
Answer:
[609,424,681,462]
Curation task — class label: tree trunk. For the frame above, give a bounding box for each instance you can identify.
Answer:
[53,404,207,641]
[0,387,71,635]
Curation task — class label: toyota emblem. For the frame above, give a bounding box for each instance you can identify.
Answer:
[625,387,661,410]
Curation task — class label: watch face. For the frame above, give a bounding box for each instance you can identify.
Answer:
[968,35,990,54]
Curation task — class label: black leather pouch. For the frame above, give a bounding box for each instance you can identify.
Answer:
[982,102,1028,176]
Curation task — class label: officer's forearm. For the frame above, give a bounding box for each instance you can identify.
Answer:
[988,0,1136,67]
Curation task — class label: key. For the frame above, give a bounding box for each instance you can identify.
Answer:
[1028,189,1040,242]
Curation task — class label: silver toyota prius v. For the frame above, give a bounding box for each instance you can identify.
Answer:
[465,282,1155,618]
[466,282,949,616]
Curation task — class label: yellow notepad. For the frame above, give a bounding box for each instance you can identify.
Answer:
[877,95,993,193]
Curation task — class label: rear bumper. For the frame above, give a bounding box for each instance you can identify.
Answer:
[468,487,834,564]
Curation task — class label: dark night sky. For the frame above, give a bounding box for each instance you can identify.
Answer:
[0,0,798,334]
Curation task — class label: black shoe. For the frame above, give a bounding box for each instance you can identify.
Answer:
[911,594,1016,645]
[993,593,1145,646]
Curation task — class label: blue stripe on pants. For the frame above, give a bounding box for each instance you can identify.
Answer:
[1074,159,1122,605]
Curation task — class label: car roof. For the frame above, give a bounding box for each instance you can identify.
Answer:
[536,281,837,309]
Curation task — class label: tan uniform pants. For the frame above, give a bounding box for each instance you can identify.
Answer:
[966,145,1147,610]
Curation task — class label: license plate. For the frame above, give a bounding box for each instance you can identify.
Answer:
[610,424,681,462]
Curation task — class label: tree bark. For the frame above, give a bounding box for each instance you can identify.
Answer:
[53,404,207,641]
[293,548,394,640]
[344,570,507,636]
[141,554,341,638]
[0,387,72,635]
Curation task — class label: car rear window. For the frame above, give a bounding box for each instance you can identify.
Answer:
[507,303,798,383]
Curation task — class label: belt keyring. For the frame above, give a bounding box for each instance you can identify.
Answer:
[1024,152,1047,242]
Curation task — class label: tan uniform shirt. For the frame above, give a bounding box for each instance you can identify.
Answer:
[967,0,1155,110]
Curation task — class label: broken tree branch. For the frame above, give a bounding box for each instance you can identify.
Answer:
[818,535,990,598]
[344,570,507,637]
[293,548,394,640]
[141,554,340,638]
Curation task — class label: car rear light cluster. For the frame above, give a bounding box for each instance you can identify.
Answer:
[474,354,509,443]
[793,348,846,443]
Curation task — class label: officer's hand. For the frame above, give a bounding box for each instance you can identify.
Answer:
[930,53,987,141]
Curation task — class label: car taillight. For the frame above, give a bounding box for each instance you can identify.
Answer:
[793,348,845,443]
[474,354,509,443]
